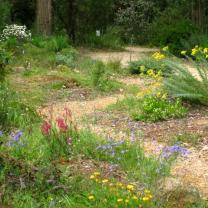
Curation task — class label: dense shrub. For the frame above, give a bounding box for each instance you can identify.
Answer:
[83,28,124,50]
[149,5,194,55]
[0,0,11,31]
[55,48,78,68]
[116,0,158,44]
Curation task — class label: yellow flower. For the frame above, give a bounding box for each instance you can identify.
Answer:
[162,46,169,51]
[94,172,101,176]
[147,69,154,76]
[132,195,138,200]
[161,93,167,100]
[102,179,109,184]
[142,197,150,201]
[144,189,151,194]
[156,92,161,98]
[117,198,123,203]
[204,48,208,54]
[127,184,135,191]
[152,52,165,60]
[88,195,95,200]
[125,199,129,203]
[181,50,187,55]
[191,48,198,56]
[148,194,153,199]
[95,178,99,183]
[116,182,123,187]
[90,175,95,179]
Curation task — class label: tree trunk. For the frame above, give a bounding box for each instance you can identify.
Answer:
[192,0,206,32]
[37,0,52,35]
[68,0,76,43]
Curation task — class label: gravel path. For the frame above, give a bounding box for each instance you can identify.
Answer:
[39,47,208,199]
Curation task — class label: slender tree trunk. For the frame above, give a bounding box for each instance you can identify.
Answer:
[192,0,206,32]
[37,0,52,35]
[68,0,76,43]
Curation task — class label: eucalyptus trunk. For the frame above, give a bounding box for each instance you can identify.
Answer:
[37,0,52,35]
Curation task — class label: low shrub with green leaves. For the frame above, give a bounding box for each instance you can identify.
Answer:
[164,59,208,106]
[55,48,78,68]
[109,96,187,122]
[132,96,188,122]
[129,57,172,76]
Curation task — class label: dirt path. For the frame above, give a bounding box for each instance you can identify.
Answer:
[39,47,208,199]
[80,46,158,67]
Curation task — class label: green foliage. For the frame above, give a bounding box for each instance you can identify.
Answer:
[31,36,70,52]
[30,36,48,48]
[171,133,200,146]
[0,82,39,129]
[181,33,208,53]
[83,30,124,50]
[47,36,70,52]
[150,4,194,55]
[0,47,11,82]
[55,48,78,68]
[131,96,187,122]
[109,96,187,122]
[164,60,208,106]
[0,0,11,31]
[116,0,159,44]
[128,57,172,76]
[90,61,123,92]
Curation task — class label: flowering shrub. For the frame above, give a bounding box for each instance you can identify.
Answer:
[132,96,187,122]
[129,52,172,76]
[0,24,31,42]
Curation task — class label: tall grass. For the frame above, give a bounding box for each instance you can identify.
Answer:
[164,59,208,105]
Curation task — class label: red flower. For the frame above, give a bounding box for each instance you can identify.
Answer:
[41,121,51,136]
[56,118,68,132]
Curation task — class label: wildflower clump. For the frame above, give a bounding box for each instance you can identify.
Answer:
[40,107,76,159]
[87,171,154,207]
[182,45,208,60]
[152,51,165,61]
[135,68,187,122]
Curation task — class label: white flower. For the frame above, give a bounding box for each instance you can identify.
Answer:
[0,24,32,42]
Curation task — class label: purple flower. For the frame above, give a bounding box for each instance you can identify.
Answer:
[12,131,23,141]
[0,131,3,137]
